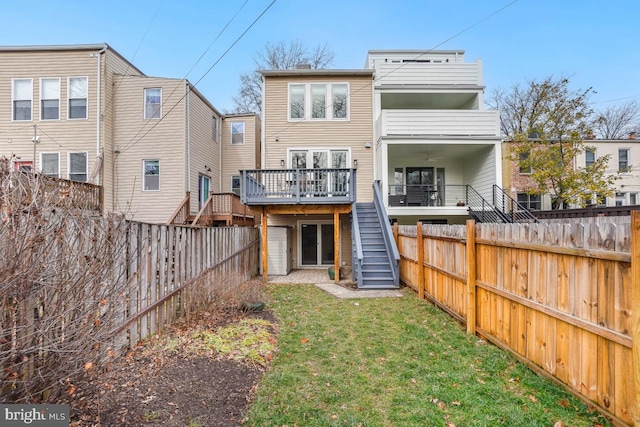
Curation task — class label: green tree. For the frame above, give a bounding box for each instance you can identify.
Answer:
[491,76,620,209]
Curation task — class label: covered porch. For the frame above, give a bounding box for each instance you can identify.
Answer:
[377,140,501,219]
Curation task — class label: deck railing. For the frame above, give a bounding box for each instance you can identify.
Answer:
[0,171,102,213]
[387,184,468,207]
[241,168,356,205]
[192,192,254,226]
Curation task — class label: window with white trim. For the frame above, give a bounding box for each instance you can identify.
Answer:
[289,83,349,121]
[13,79,32,121]
[619,148,630,172]
[68,77,88,119]
[143,160,160,191]
[40,78,60,120]
[41,153,60,177]
[68,152,88,182]
[518,151,532,174]
[212,115,219,141]
[231,175,241,195]
[585,148,595,167]
[231,121,245,145]
[144,88,161,119]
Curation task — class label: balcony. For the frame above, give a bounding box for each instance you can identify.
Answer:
[380,109,500,138]
[374,62,482,86]
[241,168,356,205]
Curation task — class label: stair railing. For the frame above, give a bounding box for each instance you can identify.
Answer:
[465,185,509,223]
[167,192,191,225]
[351,203,364,284]
[492,185,538,223]
[373,181,400,286]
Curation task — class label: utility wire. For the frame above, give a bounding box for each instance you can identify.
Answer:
[262,0,519,143]
[122,0,276,153]
[119,0,249,151]
[103,0,166,114]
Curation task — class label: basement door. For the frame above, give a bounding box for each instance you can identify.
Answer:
[300,222,335,266]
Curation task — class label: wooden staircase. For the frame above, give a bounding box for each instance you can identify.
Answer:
[167,192,255,227]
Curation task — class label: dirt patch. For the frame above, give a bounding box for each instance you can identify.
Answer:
[72,310,277,426]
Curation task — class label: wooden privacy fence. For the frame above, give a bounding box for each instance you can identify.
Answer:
[395,213,640,426]
[1,215,258,401]
[119,223,260,345]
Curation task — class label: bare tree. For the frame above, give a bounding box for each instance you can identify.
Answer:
[231,40,335,114]
[592,100,640,139]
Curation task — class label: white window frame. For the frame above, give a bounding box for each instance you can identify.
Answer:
[212,115,219,141]
[142,159,160,191]
[12,78,33,121]
[619,148,631,173]
[286,147,352,169]
[288,83,350,121]
[40,152,60,177]
[144,88,162,120]
[40,78,60,121]
[67,151,88,182]
[585,148,596,168]
[231,175,241,195]
[517,193,541,210]
[231,121,245,145]
[68,77,88,120]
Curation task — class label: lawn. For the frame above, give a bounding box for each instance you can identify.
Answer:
[246,284,610,427]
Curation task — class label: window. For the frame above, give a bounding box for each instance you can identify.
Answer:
[40,78,60,120]
[518,151,531,174]
[68,152,88,182]
[289,84,305,119]
[595,193,607,207]
[40,153,59,177]
[68,77,88,119]
[144,88,161,119]
[517,193,541,210]
[585,148,595,167]
[14,161,32,172]
[143,160,159,191]
[13,79,32,121]
[212,115,219,141]
[619,149,630,172]
[231,175,241,195]
[332,84,348,119]
[289,83,349,120]
[631,193,637,205]
[231,121,245,145]
[615,192,625,207]
[311,84,326,119]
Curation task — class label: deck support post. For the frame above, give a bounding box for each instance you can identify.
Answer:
[261,206,268,284]
[334,209,340,283]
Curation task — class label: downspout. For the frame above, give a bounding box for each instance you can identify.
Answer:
[260,75,266,170]
[96,45,106,186]
[186,82,191,197]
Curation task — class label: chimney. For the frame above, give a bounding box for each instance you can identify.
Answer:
[294,63,311,70]
[629,132,636,140]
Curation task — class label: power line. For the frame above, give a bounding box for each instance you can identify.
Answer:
[263,0,519,143]
[103,0,166,114]
[121,0,276,153]
[118,0,249,151]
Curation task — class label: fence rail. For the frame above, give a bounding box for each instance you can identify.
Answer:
[394,217,638,426]
[0,215,259,402]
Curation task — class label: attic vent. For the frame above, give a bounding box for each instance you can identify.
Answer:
[294,63,311,69]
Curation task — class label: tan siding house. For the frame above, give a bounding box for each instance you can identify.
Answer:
[0,43,251,225]
[220,113,261,194]
[253,69,374,275]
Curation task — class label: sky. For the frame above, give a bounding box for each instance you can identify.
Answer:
[2,0,639,113]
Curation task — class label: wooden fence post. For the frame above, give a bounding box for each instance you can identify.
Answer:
[632,210,640,426]
[417,222,424,300]
[466,219,477,335]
